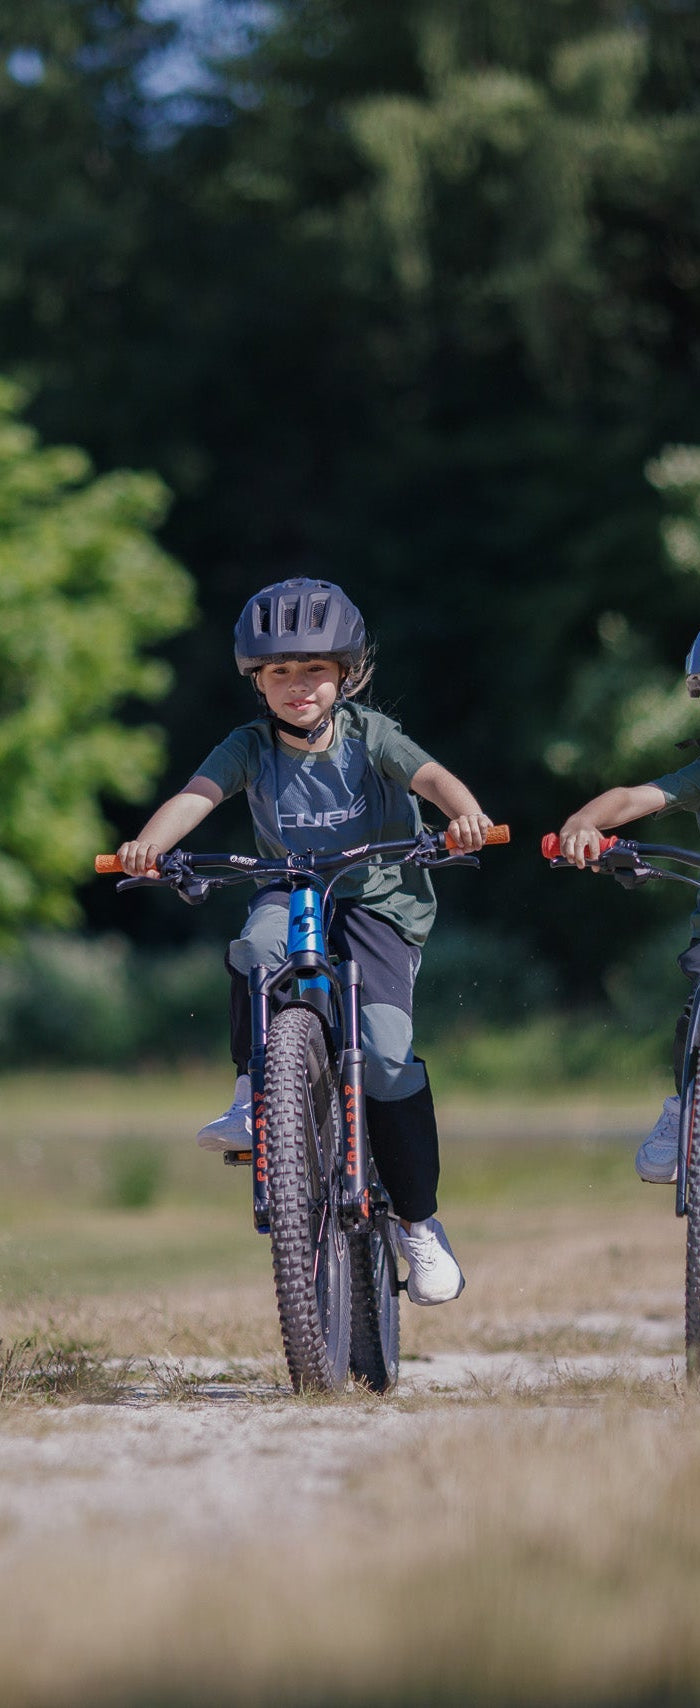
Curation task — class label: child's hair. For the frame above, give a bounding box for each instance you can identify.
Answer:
[340,639,375,701]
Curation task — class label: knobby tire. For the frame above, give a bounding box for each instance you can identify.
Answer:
[685,1044,700,1382]
[265,1005,351,1393]
[349,1217,400,1393]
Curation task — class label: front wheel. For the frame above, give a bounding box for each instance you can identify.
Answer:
[265,1005,351,1393]
[349,1213,400,1393]
[685,1045,700,1381]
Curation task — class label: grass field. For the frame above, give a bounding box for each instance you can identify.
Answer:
[0,1068,696,1708]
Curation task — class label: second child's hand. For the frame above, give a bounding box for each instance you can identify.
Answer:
[558,821,606,869]
[557,785,666,869]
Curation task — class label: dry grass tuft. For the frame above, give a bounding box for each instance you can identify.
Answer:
[0,1338,130,1405]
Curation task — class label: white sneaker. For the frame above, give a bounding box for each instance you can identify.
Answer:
[396,1216,465,1306]
[196,1075,252,1151]
[634,1095,680,1183]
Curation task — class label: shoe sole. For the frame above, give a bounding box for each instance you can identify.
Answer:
[197,1130,252,1151]
[636,1170,677,1184]
[406,1272,466,1307]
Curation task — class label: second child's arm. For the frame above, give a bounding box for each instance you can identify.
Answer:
[117,777,224,874]
[410,761,493,852]
[559,783,666,868]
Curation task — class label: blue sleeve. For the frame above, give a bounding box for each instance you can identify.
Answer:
[649,758,700,816]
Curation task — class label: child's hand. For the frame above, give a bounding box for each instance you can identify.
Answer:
[558,818,605,868]
[446,813,494,852]
[117,840,162,876]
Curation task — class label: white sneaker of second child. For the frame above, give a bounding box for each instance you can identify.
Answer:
[196,1075,252,1151]
[396,1216,465,1306]
[634,1094,680,1183]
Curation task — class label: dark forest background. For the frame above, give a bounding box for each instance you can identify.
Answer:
[2,0,700,1071]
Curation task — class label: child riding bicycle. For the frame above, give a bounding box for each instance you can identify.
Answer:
[557,632,700,1185]
[118,575,494,1305]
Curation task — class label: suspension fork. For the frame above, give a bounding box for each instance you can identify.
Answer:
[677,982,700,1217]
[337,960,370,1226]
[249,964,271,1232]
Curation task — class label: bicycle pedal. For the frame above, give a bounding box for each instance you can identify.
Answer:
[222,1147,253,1167]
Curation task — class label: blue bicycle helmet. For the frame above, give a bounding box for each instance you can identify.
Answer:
[234,577,366,676]
[686,633,700,698]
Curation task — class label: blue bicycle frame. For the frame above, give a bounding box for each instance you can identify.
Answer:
[107,829,491,1237]
[246,879,370,1235]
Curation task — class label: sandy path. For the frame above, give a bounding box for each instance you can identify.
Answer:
[0,1334,681,1564]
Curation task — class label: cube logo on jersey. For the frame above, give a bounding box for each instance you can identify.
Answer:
[279,795,367,832]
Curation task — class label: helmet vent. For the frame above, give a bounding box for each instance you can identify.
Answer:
[310,599,328,630]
[282,604,298,633]
[256,601,271,635]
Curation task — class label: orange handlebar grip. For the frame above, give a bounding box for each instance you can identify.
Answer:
[444,823,510,852]
[94,854,160,877]
[541,833,618,860]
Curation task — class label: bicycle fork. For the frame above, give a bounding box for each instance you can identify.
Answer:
[676,983,700,1217]
[238,887,373,1234]
[337,960,371,1228]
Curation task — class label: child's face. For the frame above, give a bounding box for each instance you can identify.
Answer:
[257,656,342,735]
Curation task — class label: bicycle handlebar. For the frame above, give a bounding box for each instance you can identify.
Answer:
[541,831,700,896]
[95,823,511,877]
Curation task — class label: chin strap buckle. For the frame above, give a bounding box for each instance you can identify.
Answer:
[271,697,342,746]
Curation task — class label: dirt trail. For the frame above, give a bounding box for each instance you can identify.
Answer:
[0,1334,681,1564]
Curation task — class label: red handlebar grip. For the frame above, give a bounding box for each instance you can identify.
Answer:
[541,833,618,859]
[444,823,510,852]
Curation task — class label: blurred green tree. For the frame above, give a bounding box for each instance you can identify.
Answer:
[544,444,700,791]
[0,380,194,938]
[1,0,700,995]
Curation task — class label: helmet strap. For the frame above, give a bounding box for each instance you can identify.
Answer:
[270,702,340,746]
[252,667,347,748]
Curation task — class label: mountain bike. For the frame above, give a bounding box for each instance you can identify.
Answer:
[542,830,700,1382]
[96,824,510,1394]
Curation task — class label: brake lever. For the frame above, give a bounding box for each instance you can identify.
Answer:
[436,852,481,869]
[116,873,162,892]
[411,848,480,869]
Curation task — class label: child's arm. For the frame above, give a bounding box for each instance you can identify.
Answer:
[117,776,224,874]
[559,783,666,868]
[410,761,493,851]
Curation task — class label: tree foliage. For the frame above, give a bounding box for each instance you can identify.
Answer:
[0,381,194,936]
[1,1,699,989]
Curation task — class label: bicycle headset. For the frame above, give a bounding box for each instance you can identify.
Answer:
[234,577,367,745]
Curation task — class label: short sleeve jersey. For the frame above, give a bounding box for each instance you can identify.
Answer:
[195,702,438,945]
[649,756,700,937]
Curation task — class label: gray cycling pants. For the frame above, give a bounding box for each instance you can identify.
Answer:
[226,888,427,1102]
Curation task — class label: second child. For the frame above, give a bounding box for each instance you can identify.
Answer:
[557,633,700,1184]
